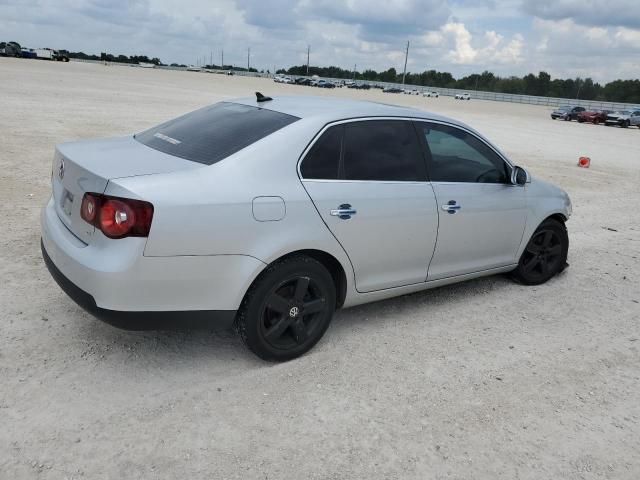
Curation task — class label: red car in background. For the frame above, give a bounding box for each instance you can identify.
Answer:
[577,109,612,124]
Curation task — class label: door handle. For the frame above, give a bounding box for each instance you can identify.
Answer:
[330,204,357,220]
[441,200,461,214]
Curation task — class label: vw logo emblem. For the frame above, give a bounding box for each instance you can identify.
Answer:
[58,158,65,180]
[289,306,299,318]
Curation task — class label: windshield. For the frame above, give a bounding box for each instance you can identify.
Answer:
[135,102,299,165]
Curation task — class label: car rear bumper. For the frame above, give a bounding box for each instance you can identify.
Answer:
[41,240,236,330]
[41,196,265,322]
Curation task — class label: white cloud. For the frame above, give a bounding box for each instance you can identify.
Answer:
[529,17,640,81]
[441,22,524,65]
[522,0,640,29]
[0,0,638,80]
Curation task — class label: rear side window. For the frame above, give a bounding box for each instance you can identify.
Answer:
[342,120,425,181]
[300,125,341,179]
[135,102,299,165]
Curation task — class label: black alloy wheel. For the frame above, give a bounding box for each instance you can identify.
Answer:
[512,219,569,285]
[236,255,336,361]
[260,276,327,350]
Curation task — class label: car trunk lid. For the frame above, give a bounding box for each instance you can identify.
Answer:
[52,136,202,244]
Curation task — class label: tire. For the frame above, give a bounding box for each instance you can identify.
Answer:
[235,255,336,361]
[578,118,584,123]
[564,115,570,121]
[593,118,599,125]
[623,120,630,128]
[511,219,569,286]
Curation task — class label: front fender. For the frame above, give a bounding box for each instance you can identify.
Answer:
[516,179,571,258]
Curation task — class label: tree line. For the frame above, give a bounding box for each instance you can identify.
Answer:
[280,65,640,104]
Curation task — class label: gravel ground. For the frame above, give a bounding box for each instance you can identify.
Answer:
[1,58,639,480]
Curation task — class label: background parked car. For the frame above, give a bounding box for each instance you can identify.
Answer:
[403,89,420,95]
[423,91,439,98]
[605,109,640,128]
[315,79,335,88]
[295,77,312,85]
[577,109,611,124]
[455,93,471,100]
[383,87,403,93]
[551,106,585,121]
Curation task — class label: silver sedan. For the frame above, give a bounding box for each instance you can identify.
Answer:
[41,95,572,361]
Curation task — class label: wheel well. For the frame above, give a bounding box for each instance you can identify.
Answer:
[273,250,348,309]
[546,213,567,225]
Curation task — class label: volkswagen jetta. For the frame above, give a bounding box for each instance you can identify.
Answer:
[41,95,572,361]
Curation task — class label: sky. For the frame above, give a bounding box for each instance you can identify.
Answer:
[2,0,639,82]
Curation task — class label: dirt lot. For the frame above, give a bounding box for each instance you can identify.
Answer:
[1,58,639,479]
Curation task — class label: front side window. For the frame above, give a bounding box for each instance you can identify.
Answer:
[417,123,510,183]
[342,120,425,181]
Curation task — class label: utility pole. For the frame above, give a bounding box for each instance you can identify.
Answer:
[221,49,224,69]
[210,51,212,67]
[576,79,582,99]
[353,63,356,80]
[247,47,250,71]
[402,40,410,85]
[306,45,310,76]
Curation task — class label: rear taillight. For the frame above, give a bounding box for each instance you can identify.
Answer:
[81,193,154,239]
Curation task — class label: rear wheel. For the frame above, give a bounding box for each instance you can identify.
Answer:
[512,219,568,285]
[236,255,336,361]
[623,120,630,128]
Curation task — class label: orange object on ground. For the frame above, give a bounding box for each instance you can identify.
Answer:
[578,156,591,168]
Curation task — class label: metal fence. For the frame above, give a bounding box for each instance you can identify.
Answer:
[70,58,638,111]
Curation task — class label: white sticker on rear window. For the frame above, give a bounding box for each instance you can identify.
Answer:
[153,132,181,145]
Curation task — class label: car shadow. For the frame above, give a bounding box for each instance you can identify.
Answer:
[70,273,526,368]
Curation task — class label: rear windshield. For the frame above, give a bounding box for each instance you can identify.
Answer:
[134,102,299,165]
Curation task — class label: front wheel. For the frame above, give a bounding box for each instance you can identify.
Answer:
[511,219,568,285]
[236,255,336,361]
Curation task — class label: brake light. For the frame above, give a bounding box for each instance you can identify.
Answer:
[80,193,154,239]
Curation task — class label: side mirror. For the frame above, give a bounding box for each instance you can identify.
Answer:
[511,166,529,186]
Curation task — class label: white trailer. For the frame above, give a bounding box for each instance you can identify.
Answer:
[35,48,54,60]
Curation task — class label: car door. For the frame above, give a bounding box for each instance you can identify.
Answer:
[300,120,439,293]
[414,121,528,281]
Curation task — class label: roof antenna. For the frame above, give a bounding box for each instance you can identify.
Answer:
[256,92,272,102]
